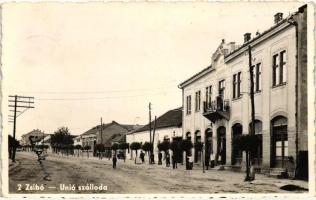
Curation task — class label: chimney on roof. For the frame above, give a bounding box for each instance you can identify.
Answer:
[244,33,251,43]
[274,12,283,24]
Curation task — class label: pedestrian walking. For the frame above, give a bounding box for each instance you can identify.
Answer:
[158,152,162,165]
[140,151,145,163]
[166,153,170,167]
[112,154,117,169]
[172,154,177,169]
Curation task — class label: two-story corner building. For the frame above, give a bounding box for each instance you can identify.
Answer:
[179,5,307,178]
[179,40,238,164]
[126,107,182,162]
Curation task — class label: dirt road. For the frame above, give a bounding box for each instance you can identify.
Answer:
[9,152,308,194]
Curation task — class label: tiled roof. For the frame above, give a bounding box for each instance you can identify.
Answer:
[111,134,126,143]
[22,129,46,137]
[133,107,182,133]
[81,121,135,136]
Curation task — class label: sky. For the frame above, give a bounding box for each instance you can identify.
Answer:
[2,2,304,139]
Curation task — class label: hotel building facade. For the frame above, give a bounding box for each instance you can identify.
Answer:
[178,5,307,178]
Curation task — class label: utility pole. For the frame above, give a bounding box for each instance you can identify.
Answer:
[151,116,157,164]
[249,46,255,137]
[100,117,103,143]
[8,95,35,162]
[148,103,152,163]
[248,45,256,180]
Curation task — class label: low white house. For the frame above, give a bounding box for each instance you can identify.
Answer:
[126,107,182,162]
[74,135,82,146]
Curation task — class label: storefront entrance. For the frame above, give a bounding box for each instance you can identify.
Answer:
[216,126,226,165]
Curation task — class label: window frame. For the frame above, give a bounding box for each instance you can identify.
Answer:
[232,72,242,99]
[186,95,192,115]
[195,91,201,112]
[272,50,287,87]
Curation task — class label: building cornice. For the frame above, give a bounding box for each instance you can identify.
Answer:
[178,66,214,89]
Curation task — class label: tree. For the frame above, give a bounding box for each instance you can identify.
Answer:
[95,144,105,153]
[84,145,91,158]
[142,142,153,163]
[130,142,141,164]
[75,144,82,157]
[181,139,193,170]
[8,135,19,159]
[118,143,129,162]
[234,134,260,181]
[111,143,119,156]
[50,127,74,154]
[157,141,170,157]
[170,140,182,162]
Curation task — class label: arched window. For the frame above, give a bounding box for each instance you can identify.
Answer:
[232,123,242,165]
[205,129,213,165]
[217,126,226,165]
[249,120,263,165]
[271,116,288,168]
[194,130,202,163]
[195,130,201,143]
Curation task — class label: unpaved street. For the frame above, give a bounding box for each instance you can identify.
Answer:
[9,152,308,194]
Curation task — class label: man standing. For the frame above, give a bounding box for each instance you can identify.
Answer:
[140,151,145,163]
[158,152,162,165]
[112,154,117,169]
[172,154,177,169]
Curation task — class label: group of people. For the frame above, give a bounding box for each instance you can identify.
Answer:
[139,151,155,164]
[111,150,218,170]
[139,151,178,169]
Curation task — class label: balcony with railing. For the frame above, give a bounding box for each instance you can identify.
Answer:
[203,96,230,123]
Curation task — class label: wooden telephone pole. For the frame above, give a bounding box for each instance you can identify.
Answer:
[248,45,256,181]
[148,103,152,163]
[8,95,35,162]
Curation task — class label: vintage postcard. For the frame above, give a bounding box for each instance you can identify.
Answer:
[1,1,314,197]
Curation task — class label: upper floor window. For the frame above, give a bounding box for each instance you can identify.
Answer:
[233,72,242,99]
[195,91,201,112]
[186,95,192,115]
[253,63,261,92]
[218,79,225,99]
[205,85,212,106]
[273,50,287,87]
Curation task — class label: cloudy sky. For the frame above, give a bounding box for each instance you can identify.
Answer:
[2,2,304,139]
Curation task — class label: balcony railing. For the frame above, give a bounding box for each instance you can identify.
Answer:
[202,96,230,123]
[203,96,230,113]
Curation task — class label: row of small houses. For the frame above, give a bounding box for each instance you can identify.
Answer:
[19,109,183,160]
